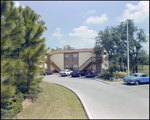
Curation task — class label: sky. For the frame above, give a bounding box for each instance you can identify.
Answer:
[14,1,149,54]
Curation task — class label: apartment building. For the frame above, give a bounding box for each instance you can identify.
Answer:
[44,48,109,74]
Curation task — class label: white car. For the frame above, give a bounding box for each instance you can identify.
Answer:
[60,69,73,76]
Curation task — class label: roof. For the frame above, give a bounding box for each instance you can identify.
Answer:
[49,48,94,55]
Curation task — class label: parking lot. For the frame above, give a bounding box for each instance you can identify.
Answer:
[43,74,149,119]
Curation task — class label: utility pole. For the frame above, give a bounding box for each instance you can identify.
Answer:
[127,20,130,76]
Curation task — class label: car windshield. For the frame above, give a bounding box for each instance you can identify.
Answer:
[45,69,50,71]
[132,74,139,77]
[88,70,93,72]
[141,74,148,77]
[73,70,79,73]
[61,70,67,72]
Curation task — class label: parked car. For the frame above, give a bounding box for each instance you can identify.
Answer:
[85,69,97,77]
[82,70,88,75]
[71,70,85,77]
[123,73,149,85]
[60,69,73,76]
[43,69,53,76]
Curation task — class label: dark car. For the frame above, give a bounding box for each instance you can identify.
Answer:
[85,69,97,77]
[71,70,85,77]
[82,70,88,75]
[43,69,53,76]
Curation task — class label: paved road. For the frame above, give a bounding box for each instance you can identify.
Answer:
[43,74,149,119]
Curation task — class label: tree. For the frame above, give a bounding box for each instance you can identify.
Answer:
[55,47,62,51]
[1,0,25,93]
[138,49,149,69]
[19,6,49,94]
[63,44,75,50]
[1,1,26,118]
[51,45,75,51]
[1,1,49,100]
[94,19,148,73]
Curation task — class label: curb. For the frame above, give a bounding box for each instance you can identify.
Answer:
[52,83,93,119]
[95,77,110,84]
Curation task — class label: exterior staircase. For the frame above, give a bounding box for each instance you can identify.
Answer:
[79,57,98,71]
[46,58,61,73]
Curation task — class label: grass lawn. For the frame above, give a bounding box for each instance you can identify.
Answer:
[138,65,149,75]
[16,81,87,119]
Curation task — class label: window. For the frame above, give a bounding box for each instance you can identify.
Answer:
[142,75,148,77]
[65,65,69,69]
[65,54,69,60]
[73,64,78,70]
[73,54,78,60]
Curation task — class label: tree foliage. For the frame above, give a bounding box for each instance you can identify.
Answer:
[51,44,75,51]
[1,1,49,118]
[94,19,148,73]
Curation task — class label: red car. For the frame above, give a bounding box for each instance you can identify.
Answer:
[85,69,97,77]
[43,69,53,76]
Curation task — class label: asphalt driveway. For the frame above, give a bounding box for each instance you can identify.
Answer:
[43,74,149,119]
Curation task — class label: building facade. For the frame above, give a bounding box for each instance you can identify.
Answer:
[45,48,109,74]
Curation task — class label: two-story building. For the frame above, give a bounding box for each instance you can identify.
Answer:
[44,48,109,74]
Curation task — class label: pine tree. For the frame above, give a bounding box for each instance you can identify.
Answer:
[20,6,49,96]
[1,1,26,118]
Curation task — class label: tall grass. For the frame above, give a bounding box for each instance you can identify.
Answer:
[17,81,87,119]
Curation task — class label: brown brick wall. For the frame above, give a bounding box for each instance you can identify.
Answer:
[64,53,79,70]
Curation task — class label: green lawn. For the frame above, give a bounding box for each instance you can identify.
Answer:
[16,81,87,119]
[138,65,149,75]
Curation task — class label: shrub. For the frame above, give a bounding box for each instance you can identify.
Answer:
[7,101,23,114]
[115,76,119,79]
[1,85,16,100]
[12,92,24,103]
[113,71,127,78]
[35,78,42,84]
[101,71,113,79]
[24,85,43,101]
[97,74,102,78]
[110,77,113,81]
[107,64,120,73]
[24,92,38,102]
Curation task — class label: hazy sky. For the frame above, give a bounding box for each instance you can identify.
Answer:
[14,1,149,54]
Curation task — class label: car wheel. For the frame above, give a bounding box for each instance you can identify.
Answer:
[135,81,139,85]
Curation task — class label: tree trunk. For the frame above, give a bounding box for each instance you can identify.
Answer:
[27,79,30,94]
[142,64,143,70]
[27,57,30,94]
[109,54,110,66]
